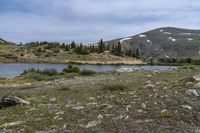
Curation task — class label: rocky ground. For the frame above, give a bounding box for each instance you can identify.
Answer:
[1,67,200,132]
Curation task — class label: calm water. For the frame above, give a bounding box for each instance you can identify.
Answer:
[0,63,177,78]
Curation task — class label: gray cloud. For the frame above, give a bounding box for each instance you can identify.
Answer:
[0,0,200,43]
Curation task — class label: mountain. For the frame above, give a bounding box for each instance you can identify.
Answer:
[107,27,200,59]
[0,38,6,45]
[0,38,15,45]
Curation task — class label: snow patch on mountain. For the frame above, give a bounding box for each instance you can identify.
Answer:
[164,32,171,35]
[180,33,193,35]
[187,38,193,41]
[168,37,176,42]
[147,40,152,43]
[120,37,132,43]
[138,34,146,38]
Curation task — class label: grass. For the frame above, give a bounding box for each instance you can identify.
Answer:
[0,68,200,132]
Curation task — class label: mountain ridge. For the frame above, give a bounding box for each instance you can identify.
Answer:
[107,27,200,59]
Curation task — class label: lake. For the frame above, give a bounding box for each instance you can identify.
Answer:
[0,63,177,78]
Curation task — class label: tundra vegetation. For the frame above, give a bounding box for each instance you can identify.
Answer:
[1,65,200,132]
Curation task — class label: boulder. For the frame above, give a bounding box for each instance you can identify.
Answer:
[0,96,30,109]
[116,68,133,73]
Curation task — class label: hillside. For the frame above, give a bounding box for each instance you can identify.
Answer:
[0,38,6,45]
[108,27,200,59]
[0,42,142,65]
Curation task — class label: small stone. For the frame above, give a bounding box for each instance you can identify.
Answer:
[84,121,101,128]
[182,105,192,110]
[186,89,199,97]
[125,116,129,120]
[88,97,95,101]
[56,111,64,115]
[145,80,152,84]
[146,84,155,89]
[97,115,103,119]
[141,103,147,109]
[0,121,25,128]
[137,109,143,113]
[186,82,193,86]
[50,98,56,102]
[192,75,200,82]
[72,106,84,110]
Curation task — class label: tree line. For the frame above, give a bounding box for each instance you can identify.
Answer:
[21,39,141,59]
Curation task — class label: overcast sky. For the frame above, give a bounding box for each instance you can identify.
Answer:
[0,0,200,43]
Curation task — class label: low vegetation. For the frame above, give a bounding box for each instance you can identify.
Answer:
[63,64,81,73]
[80,69,96,76]
[1,67,200,132]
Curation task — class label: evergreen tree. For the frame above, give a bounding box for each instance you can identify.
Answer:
[61,43,65,49]
[71,41,76,49]
[135,48,141,59]
[112,44,115,53]
[98,39,105,53]
[65,44,70,51]
[116,41,122,56]
[150,57,154,66]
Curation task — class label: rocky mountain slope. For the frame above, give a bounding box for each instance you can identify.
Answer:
[108,27,200,59]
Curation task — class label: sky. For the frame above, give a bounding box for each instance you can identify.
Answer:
[0,0,200,44]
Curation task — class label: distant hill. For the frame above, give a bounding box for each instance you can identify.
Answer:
[107,27,200,59]
[0,38,15,45]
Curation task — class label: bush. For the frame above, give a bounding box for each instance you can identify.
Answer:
[102,84,128,91]
[43,68,58,76]
[80,69,96,76]
[22,68,58,76]
[22,68,39,75]
[63,64,81,73]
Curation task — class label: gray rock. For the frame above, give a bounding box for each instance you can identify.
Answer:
[116,68,133,73]
[0,96,30,109]
[84,120,101,128]
[0,121,25,128]
[186,89,199,97]
[181,105,192,110]
[193,75,200,82]
[141,103,147,109]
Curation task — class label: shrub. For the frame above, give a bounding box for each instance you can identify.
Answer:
[43,68,58,76]
[58,86,71,91]
[102,84,128,91]
[80,69,96,76]
[22,68,58,76]
[22,68,39,75]
[63,64,80,73]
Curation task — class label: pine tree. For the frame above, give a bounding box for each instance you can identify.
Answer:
[112,44,115,53]
[65,44,70,51]
[61,43,65,49]
[135,48,141,59]
[98,39,105,53]
[71,41,76,49]
[80,43,83,52]
[116,41,122,56]
[150,57,154,66]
